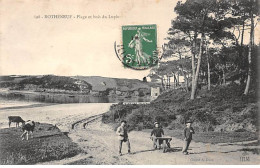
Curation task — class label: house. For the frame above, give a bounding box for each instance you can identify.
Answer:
[151,87,160,99]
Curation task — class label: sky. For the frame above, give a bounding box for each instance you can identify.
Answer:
[0,0,178,80]
[1,0,259,80]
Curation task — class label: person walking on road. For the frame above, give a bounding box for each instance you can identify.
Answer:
[116,120,131,156]
[182,120,195,155]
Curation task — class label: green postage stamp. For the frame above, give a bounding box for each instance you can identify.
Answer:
[122,24,158,69]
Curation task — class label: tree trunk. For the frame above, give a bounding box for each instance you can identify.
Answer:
[161,78,165,90]
[244,5,254,95]
[118,111,121,120]
[166,76,170,89]
[191,33,204,100]
[206,44,211,91]
[178,54,182,86]
[207,61,211,90]
[238,16,245,85]
[180,68,189,92]
[240,13,245,46]
[222,66,226,85]
[190,32,197,99]
[173,73,178,89]
[177,73,179,86]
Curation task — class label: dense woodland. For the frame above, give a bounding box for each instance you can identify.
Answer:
[149,0,258,99]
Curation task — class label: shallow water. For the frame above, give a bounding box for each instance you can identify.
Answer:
[0,91,150,103]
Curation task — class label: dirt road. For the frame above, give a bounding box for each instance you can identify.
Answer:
[43,117,259,165]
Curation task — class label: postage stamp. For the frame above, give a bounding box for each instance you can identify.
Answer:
[122,24,158,69]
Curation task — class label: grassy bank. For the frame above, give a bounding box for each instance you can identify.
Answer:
[102,83,258,143]
[0,123,82,165]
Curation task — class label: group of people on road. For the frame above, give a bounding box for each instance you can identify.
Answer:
[116,120,195,156]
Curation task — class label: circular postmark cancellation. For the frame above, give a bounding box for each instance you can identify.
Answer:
[115,24,161,70]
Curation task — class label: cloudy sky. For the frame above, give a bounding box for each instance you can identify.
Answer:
[0,0,177,80]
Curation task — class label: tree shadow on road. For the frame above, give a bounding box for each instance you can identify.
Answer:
[131,149,155,155]
[167,147,183,153]
[131,147,183,154]
[221,148,259,155]
[33,133,62,139]
[218,141,259,147]
[190,149,243,155]
[189,148,259,155]
[189,151,218,154]
[238,148,259,154]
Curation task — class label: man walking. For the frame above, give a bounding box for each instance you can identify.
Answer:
[116,120,131,156]
[182,120,195,155]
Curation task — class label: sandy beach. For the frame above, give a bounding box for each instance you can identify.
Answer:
[0,101,114,131]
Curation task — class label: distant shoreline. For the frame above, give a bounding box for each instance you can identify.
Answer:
[0,103,57,111]
[0,89,151,104]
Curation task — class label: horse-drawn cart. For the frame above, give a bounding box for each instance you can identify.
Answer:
[151,137,172,153]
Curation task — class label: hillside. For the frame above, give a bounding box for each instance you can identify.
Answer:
[0,75,92,92]
[73,76,158,91]
[0,75,159,96]
[102,83,258,134]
